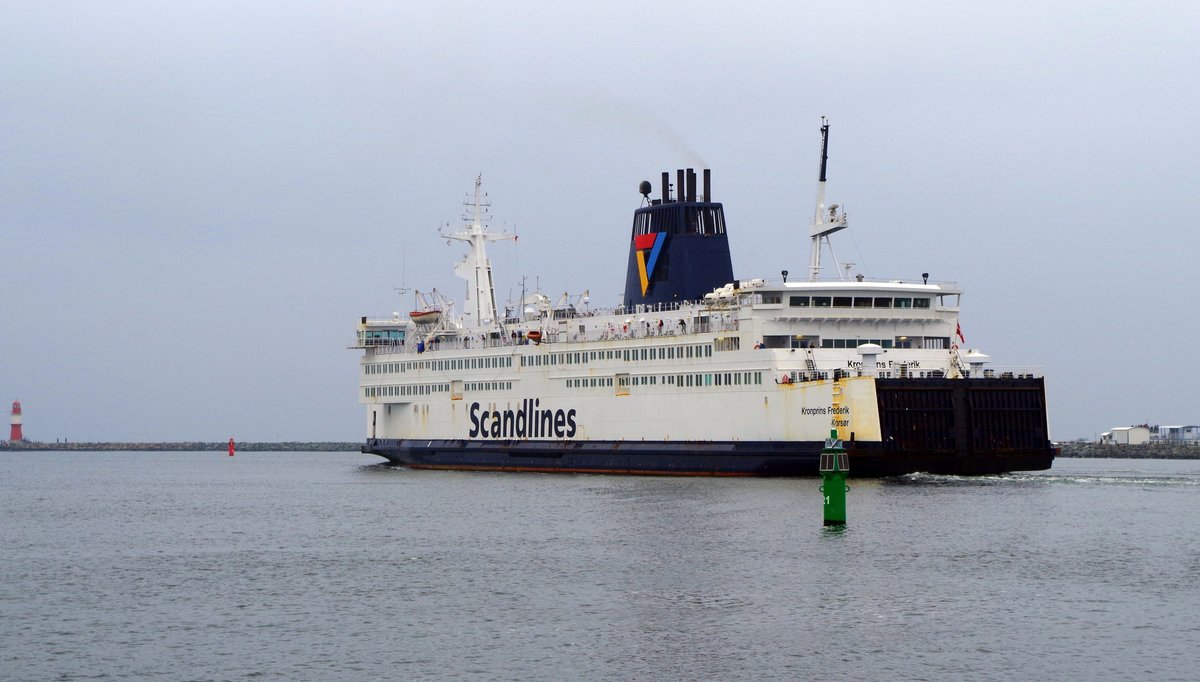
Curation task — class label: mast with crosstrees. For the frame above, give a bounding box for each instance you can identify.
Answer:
[440,175,516,329]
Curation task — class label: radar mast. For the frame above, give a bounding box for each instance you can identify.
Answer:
[441,175,516,329]
[808,118,849,281]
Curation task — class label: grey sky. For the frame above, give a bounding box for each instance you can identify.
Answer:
[3,1,1197,442]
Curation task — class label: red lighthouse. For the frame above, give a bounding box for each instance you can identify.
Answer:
[10,400,23,442]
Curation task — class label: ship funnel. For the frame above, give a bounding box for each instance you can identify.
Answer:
[623,169,734,307]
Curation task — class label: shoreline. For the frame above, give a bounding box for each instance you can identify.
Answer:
[3,441,1198,459]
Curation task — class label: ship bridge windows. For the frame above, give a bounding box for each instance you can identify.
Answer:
[892,336,950,349]
[360,329,405,346]
[821,338,894,349]
[783,295,933,310]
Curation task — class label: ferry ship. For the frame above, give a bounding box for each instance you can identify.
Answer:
[353,122,1055,476]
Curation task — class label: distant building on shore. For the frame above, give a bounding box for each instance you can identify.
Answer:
[1100,426,1150,445]
[1100,424,1200,445]
[1151,425,1200,444]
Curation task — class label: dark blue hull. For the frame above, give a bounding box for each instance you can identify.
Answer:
[365,438,822,476]
[362,438,1055,477]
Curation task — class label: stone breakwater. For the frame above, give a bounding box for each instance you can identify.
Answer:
[1058,441,1200,459]
[0,441,360,452]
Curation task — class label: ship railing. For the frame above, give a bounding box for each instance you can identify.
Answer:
[355,306,743,353]
[756,275,961,288]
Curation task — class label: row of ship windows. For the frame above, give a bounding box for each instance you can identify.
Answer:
[366,356,514,375]
[363,371,768,398]
[786,295,931,309]
[575,371,764,389]
[465,381,514,392]
[824,338,895,349]
[519,344,714,367]
[821,337,951,349]
[364,383,448,398]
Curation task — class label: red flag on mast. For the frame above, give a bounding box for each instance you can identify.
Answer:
[956,322,965,343]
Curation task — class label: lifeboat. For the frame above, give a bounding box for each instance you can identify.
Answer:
[526,330,543,344]
[409,309,441,325]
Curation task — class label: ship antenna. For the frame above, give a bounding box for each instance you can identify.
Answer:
[808,117,849,281]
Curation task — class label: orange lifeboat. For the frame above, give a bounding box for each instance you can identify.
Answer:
[409,309,441,325]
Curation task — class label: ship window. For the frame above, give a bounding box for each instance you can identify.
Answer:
[874,297,892,308]
[821,339,834,348]
[913,298,931,308]
[812,296,831,307]
[833,297,852,307]
[789,296,810,307]
[894,297,912,308]
[854,297,872,308]
[715,373,722,386]
[705,346,712,357]
[881,339,893,348]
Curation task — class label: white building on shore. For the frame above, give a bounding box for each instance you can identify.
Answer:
[1100,426,1150,445]
[1151,425,1200,444]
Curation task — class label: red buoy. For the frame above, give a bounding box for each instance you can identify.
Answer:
[228,437,235,456]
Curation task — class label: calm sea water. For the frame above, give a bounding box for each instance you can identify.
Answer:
[2,452,1197,681]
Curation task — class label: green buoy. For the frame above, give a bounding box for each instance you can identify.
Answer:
[819,429,849,526]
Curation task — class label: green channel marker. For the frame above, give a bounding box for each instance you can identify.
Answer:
[819,429,849,526]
